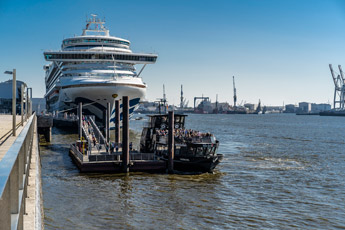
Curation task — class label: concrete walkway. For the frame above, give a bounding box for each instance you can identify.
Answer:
[0,115,26,161]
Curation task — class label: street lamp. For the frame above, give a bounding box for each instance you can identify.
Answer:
[4,69,16,136]
[27,87,32,116]
[21,84,24,126]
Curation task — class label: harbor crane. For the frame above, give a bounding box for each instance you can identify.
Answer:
[233,76,237,108]
[179,85,188,109]
[329,64,345,110]
[155,84,168,114]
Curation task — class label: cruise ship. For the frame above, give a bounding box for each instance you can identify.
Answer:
[43,15,157,124]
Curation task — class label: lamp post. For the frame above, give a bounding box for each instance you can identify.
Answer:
[21,84,24,126]
[4,69,16,136]
[27,87,32,116]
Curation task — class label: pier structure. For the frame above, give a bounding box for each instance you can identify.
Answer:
[69,96,166,173]
[0,114,43,230]
[37,115,53,142]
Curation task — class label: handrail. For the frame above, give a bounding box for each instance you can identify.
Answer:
[71,144,84,162]
[0,122,22,145]
[0,113,35,229]
[87,116,107,146]
[81,126,92,153]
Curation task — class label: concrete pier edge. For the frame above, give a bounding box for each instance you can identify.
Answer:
[23,115,44,229]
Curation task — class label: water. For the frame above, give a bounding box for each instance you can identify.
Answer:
[41,114,345,229]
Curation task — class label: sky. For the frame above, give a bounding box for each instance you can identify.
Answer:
[1,0,345,107]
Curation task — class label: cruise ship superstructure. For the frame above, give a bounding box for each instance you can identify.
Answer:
[43,15,157,124]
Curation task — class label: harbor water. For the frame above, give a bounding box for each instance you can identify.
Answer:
[41,114,345,229]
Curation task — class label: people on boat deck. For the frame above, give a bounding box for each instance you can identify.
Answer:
[155,128,215,143]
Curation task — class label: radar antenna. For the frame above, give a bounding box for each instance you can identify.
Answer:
[83,14,109,36]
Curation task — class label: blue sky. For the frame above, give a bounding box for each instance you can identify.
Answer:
[1,0,345,106]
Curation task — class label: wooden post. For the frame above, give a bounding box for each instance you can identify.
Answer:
[106,102,110,144]
[115,100,120,144]
[78,102,82,140]
[168,110,174,173]
[122,96,129,173]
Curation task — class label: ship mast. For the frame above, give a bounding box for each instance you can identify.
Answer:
[233,76,237,108]
[83,14,109,36]
[163,84,167,113]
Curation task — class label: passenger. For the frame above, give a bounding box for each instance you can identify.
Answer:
[110,142,114,153]
[92,136,96,146]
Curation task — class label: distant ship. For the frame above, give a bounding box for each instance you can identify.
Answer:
[43,14,157,124]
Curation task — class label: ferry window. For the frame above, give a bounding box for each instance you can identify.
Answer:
[195,147,204,156]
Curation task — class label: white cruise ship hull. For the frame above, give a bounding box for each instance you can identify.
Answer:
[48,77,146,126]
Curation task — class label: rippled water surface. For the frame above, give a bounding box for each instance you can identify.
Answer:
[41,114,345,229]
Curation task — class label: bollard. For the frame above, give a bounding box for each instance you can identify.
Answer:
[122,96,129,173]
[78,102,82,140]
[115,100,120,145]
[168,110,174,173]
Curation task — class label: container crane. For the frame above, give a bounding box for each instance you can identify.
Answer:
[329,64,345,110]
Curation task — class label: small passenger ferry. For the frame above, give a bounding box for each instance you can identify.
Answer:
[140,114,223,173]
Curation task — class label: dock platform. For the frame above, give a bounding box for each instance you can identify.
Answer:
[67,110,167,173]
[69,146,166,173]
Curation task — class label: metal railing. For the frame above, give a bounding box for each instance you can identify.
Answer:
[0,122,22,146]
[70,144,84,162]
[81,126,92,154]
[87,116,107,146]
[129,152,156,161]
[0,113,35,230]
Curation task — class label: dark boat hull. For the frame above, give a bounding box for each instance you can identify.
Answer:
[171,154,223,173]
